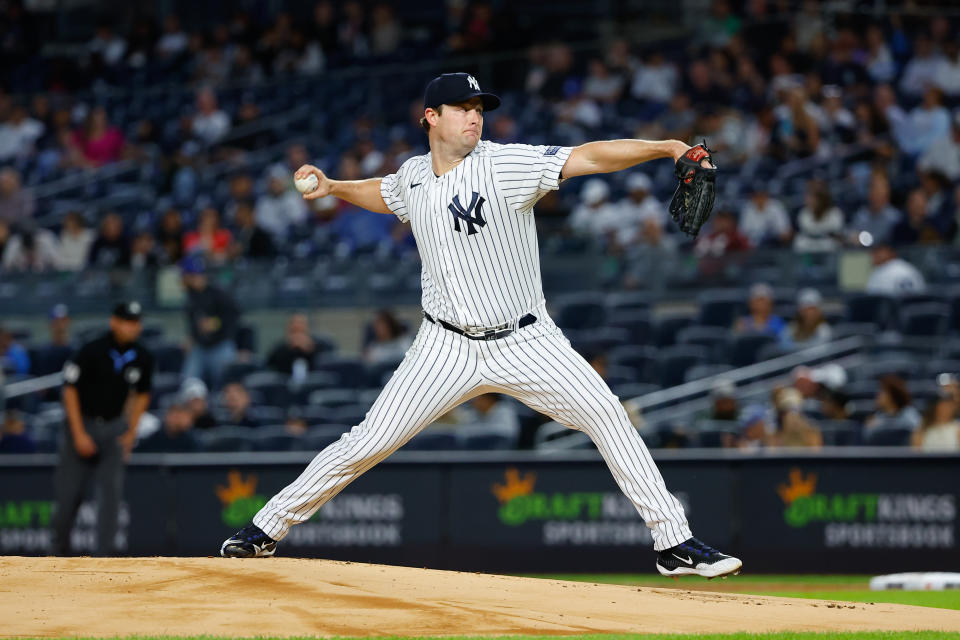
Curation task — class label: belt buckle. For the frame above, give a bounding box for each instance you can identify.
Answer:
[463,321,510,338]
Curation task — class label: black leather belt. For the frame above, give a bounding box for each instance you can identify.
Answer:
[424,312,537,341]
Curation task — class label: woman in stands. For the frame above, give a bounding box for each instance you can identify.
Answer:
[866,375,922,432]
[912,388,960,451]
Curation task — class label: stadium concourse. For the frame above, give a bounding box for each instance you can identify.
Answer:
[2,1,960,455]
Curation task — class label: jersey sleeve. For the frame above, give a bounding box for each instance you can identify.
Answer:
[62,345,94,388]
[491,143,574,213]
[135,349,154,393]
[380,160,412,223]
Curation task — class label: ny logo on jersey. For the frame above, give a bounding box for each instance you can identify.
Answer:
[448,192,487,235]
[467,75,480,91]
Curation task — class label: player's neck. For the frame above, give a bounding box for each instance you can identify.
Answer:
[429,139,473,176]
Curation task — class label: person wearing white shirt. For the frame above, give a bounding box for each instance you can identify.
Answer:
[455,394,520,445]
[191,88,231,146]
[865,25,896,84]
[630,52,678,105]
[2,226,59,272]
[739,184,791,247]
[568,178,623,243]
[899,36,946,98]
[918,111,960,182]
[934,41,960,98]
[793,181,844,253]
[613,172,667,246]
[254,167,308,240]
[899,87,951,157]
[0,105,44,162]
[156,15,188,59]
[850,173,902,245]
[865,245,926,295]
[57,212,95,271]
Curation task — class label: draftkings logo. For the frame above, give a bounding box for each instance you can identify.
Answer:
[489,467,659,546]
[776,467,955,548]
[216,470,268,528]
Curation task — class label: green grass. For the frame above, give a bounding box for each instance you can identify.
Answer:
[523,574,960,611]
[26,634,960,639]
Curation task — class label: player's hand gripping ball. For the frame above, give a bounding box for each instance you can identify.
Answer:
[294,173,319,194]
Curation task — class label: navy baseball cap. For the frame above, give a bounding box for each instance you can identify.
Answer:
[424,73,500,112]
[112,301,143,321]
[179,254,206,274]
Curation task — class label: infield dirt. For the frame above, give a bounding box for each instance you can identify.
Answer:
[3,557,960,637]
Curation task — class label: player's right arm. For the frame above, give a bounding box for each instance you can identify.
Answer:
[295,164,392,215]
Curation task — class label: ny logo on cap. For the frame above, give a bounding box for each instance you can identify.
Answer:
[467,75,480,91]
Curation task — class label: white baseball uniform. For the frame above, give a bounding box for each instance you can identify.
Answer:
[252,140,692,551]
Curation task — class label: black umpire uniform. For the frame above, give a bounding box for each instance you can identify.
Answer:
[51,302,154,556]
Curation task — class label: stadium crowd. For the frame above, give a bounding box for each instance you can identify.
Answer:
[2,1,960,454]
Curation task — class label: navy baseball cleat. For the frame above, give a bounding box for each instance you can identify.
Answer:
[656,537,742,578]
[220,523,278,558]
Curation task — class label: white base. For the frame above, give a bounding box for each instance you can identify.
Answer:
[870,572,960,591]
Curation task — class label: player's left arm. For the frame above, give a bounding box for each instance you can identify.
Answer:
[561,139,691,178]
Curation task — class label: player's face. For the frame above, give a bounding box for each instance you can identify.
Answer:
[438,98,484,148]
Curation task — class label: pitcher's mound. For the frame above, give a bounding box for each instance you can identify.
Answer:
[3,557,959,637]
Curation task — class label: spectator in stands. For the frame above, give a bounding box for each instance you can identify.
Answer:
[739,182,791,248]
[267,313,318,376]
[864,24,895,84]
[583,59,624,104]
[771,386,823,448]
[179,377,216,430]
[87,19,127,69]
[0,220,9,264]
[704,377,739,422]
[191,87,231,146]
[0,325,30,375]
[0,103,43,162]
[820,387,850,421]
[900,87,951,158]
[694,209,750,258]
[865,244,926,295]
[2,223,58,272]
[129,230,158,270]
[0,167,35,225]
[793,180,844,252]
[181,255,240,390]
[891,188,945,245]
[899,35,945,99]
[781,288,832,349]
[255,165,308,240]
[912,387,959,452]
[72,106,125,167]
[183,207,233,264]
[156,208,185,264]
[219,382,259,428]
[617,172,666,230]
[918,111,960,182]
[31,304,73,376]
[156,14,189,60]
[56,212,94,271]
[936,40,960,98]
[0,410,35,453]
[849,173,901,246]
[734,282,785,338]
[866,375,922,432]
[632,217,677,253]
[138,403,199,453]
[363,309,412,365]
[229,201,274,259]
[937,373,960,405]
[725,405,772,451]
[568,179,622,247]
[456,394,520,446]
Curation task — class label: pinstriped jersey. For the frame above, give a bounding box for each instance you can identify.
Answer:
[380,140,572,328]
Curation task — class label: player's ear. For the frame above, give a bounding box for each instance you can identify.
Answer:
[426,107,441,126]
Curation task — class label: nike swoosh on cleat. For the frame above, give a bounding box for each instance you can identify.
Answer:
[672,553,693,564]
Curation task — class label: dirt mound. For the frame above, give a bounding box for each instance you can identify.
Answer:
[3,557,959,637]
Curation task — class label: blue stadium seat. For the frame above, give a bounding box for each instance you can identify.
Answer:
[653,314,696,347]
[250,426,301,452]
[846,294,898,330]
[605,291,651,314]
[655,345,709,388]
[195,427,255,452]
[697,290,745,328]
[817,420,862,446]
[460,433,516,450]
[899,303,950,337]
[553,293,607,331]
[605,310,653,345]
[306,388,358,408]
[243,371,290,407]
[403,431,458,451]
[676,325,730,360]
[313,357,368,388]
[152,344,185,374]
[683,363,734,383]
[727,333,777,367]
[607,345,658,382]
[302,424,349,450]
[863,427,913,447]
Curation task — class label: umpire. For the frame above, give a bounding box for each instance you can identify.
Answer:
[51,301,154,556]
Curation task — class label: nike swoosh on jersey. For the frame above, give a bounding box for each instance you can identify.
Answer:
[410,182,422,188]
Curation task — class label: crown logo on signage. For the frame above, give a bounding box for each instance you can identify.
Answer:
[491,467,537,503]
[777,468,818,505]
[216,470,259,505]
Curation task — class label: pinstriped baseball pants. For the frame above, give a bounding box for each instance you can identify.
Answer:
[253,309,692,550]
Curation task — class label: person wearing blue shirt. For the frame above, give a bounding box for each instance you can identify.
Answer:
[0,326,30,375]
[734,282,785,338]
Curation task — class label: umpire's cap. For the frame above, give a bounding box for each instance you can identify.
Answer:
[112,301,143,321]
[424,73,500,112]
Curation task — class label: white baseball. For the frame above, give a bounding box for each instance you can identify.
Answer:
[294,173,319,194]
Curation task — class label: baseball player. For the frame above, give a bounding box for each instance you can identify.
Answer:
[221,72,739,578]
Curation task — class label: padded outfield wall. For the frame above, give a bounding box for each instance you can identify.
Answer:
[0,450,955,573]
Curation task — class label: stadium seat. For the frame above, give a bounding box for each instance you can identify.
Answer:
[567,327,631,355]
[605,291,651,314]
[307,388,358,408]
[676,325,730,360]
[727,333,777,367]
[697,290,745,328]
[855,358,919,381]
[460,433,516,450]
[607,345,658,382]
[312,357,368,388]
[403,431,459,451]
[817,420,862,446]
[863,427,913,447]
[195,427,256,452]
[152,344,185,374]
[683,363,734,383]
[301,424,349,451]
[605,310,653,345]
[553,292,607,330]
[899,303,950,337]
[845,294,898,330]
[655,345,709,388]
[243,371,290,407]
[610,382,661,399]
[652,314,696,347]
[250,426,301,452]
[223,361,261,384]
